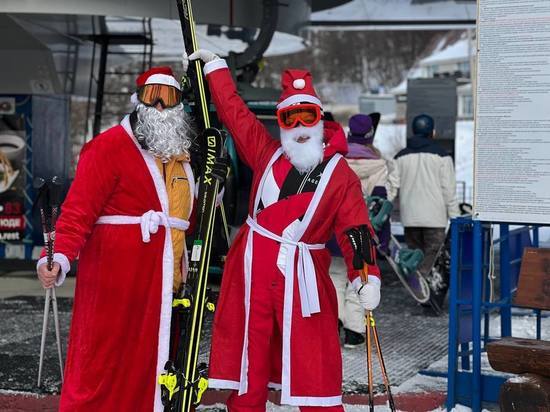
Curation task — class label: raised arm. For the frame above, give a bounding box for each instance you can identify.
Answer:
[189,50,275,171]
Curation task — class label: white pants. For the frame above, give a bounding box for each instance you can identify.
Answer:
[329,256,364,334]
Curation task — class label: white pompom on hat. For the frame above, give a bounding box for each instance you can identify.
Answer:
[277,69,322,110]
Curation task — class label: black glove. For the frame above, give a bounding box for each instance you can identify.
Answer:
[189,137,203,178]
[211,156,230,187]
[345,225,377,270]
[189,130,229,189]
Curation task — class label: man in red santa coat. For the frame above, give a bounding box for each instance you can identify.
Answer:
[35,66,218,411]
[187,50,383,411]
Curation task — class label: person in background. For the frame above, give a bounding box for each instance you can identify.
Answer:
[328,113,398,347]
[346,113,398,252]
[393,114,459,305]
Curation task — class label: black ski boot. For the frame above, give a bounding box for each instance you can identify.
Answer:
[344,328,365,348]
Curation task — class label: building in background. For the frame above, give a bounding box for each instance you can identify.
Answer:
[391,31,475,121]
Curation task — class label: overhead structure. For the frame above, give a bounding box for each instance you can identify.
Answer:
[311,0,477,30]
[1,0,346,35]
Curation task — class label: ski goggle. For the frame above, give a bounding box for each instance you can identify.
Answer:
[277,104,322,129]
[137,84,182,109]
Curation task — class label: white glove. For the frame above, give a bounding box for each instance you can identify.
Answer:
[182,51,189,72]
[188,49,220,64]
[355,278,381,311]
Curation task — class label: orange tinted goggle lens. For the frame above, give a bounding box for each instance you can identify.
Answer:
[138,84,182,108]
[277,104,321,129]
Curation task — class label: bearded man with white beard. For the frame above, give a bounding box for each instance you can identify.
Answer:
[35,67,209,411]
[187,50,382,411]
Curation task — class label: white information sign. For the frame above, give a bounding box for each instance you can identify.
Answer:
[474,0,550,223]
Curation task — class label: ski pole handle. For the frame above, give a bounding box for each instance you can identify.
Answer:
[360,263,369,283]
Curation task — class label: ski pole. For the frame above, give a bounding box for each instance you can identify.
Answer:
[49,187,64,384]
[37,287,51,387]
[360,264,375,412]
[36,177,64,387]
[365,311,374,412]
[370,314,396,412]
[37,191,51,388]
[48,177,64,383]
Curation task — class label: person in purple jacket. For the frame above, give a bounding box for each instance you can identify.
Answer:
[346,113,397,252]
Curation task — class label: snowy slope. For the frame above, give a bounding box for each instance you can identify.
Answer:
[421,38,471,65]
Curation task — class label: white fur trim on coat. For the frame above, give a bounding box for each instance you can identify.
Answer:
[121,116,176,412]
[145,73,181,90]
[277,94,323,110]
[36,252,70,287]
[241,148,344,406]
[203,59,228,75]
[130,92,139,106]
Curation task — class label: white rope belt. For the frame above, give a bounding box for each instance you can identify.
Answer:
[246,216,324,317]
[96,210,190,243]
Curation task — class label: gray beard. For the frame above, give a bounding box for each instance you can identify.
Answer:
[134,103,196,162]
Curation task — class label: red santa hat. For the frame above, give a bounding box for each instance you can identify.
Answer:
[130,66,181,105]
[277,69,322,110]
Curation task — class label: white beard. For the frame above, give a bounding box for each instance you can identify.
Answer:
[280,121,324,174]
[134,103,196,162]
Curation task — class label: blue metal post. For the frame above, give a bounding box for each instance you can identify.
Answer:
[447,218,461,410]
[500,224,511,337]
[533,226,539,247]
[533,227,541,340]
[472,220,483,412]
[460,343,470,370]
[483,228,491,348]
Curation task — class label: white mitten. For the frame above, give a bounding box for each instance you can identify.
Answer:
[355,277,381,311]
[182,51,189,72]
[188,49,220,64]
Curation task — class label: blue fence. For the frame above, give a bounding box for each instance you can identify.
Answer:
[446,217,543,411]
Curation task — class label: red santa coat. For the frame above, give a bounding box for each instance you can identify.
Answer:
[204,62,380,406]
[42,117,194,412]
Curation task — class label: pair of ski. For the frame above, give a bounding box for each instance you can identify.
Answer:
[158,1,225,411]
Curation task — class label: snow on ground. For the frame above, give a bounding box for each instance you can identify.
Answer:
[432,406,491,412]
[0,389,41,398]
[393,374,446,395]
[198,402,489,412]
[488,309,550,341]
[199,402,418,412]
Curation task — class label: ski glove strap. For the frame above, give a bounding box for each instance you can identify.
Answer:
[345,225,377,270]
